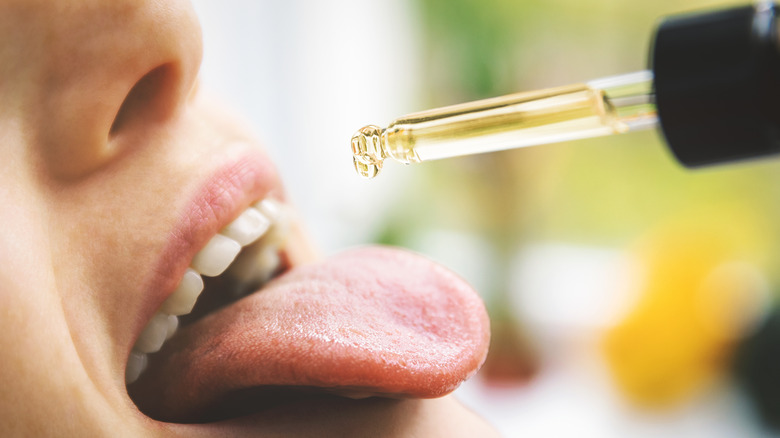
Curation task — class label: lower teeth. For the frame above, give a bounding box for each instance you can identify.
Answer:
[126,351,149,384]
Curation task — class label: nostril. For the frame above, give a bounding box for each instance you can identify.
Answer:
[110,63,182,136]
[35,0,203,180]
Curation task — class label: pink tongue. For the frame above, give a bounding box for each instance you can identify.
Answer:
[131,247,490,422]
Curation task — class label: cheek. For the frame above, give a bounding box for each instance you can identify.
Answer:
[0,188,107,433]
[0,284,120,436]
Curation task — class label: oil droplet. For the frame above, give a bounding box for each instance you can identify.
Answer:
[353,156,381,179]
[351,125,385,179]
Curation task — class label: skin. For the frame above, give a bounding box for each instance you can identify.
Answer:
[0,0,498,436]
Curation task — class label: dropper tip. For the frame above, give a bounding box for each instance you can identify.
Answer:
[351,125,385,179]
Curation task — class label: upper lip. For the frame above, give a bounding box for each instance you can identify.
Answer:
[130,149,280,360]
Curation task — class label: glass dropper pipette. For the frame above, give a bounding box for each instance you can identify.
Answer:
[351,2,780,179]
[351,70,657,179]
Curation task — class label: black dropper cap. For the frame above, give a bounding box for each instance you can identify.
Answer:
[652,2,780,167]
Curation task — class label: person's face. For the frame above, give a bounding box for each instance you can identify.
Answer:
[0,0,494,436]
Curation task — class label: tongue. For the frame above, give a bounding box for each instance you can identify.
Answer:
[130,247,490,423]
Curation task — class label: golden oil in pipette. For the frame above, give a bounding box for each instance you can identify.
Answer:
[351,71,657,178]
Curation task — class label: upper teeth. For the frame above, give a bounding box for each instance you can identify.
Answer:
[220,206,272,246]
[190,234,242,277]
[125,198,290,384]
[159,268,204,316]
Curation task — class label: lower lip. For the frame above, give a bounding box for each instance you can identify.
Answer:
[163,396,411,433]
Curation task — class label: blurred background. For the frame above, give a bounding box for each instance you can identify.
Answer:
[191,1,780,436]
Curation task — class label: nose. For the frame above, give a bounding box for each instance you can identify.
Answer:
[31,0,203,179]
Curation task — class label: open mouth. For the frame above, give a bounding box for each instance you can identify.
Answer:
[126,193,490,425]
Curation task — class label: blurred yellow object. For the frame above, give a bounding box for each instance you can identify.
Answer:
[602,211,771,408]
